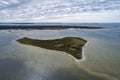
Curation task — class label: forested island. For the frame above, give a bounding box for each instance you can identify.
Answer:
[17,37,87,59]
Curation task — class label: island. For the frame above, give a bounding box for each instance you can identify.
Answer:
[16,37,87,59]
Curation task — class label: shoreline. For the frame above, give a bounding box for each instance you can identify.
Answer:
[67,41,88,62]
[16,37,87,59]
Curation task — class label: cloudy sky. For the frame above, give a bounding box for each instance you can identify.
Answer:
[0,0,120,23]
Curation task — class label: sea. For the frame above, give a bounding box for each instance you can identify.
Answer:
[0,23,120,80]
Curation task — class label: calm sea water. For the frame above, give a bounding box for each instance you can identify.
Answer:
[0,23,120,80]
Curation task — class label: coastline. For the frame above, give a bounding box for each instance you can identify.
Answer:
[16,37,87,59]
[67,41,88,62]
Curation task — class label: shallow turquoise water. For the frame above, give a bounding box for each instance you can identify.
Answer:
[0,27,120,80]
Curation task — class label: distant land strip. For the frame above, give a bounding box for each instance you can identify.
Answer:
[0,24,104,30]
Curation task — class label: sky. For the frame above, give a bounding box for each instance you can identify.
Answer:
[0,0,120,23]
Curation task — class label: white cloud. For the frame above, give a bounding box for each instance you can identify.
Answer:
[28,11,120,23]
[0,0,120,22]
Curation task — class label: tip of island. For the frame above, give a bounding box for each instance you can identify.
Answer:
[16,37,87,60]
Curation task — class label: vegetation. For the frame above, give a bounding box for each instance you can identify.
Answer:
[0,25,104,30]
[17,37,87,59]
